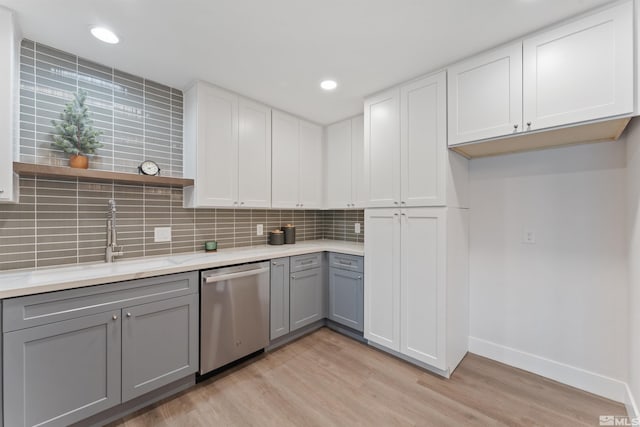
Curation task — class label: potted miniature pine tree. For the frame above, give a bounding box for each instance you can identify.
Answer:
[51,89,103,169]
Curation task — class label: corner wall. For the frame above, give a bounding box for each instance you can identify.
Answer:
[626,118,640,416]
[468,139,629,402]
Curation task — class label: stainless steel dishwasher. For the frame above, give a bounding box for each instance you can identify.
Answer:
[200,261,270,375]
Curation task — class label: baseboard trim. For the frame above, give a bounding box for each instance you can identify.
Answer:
[468,336,628,404]
[625,384,639,419]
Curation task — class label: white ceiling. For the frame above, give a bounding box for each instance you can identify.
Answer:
[0,0,616,124]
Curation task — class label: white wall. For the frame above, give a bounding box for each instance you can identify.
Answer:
[469,140,629,401]
[626,118,640,415]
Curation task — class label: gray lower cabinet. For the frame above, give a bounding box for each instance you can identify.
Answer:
[3,271,198,427]
[270,258,290,340]
[4,311,122,427]
[328,268,364,332]
[290,267,324,331]
[122,294,198,401]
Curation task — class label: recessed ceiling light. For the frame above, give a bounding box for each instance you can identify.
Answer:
[320,80,337,91]
[90,27,119,44]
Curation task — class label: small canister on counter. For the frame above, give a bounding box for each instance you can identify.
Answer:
[282,224,296,244]
[268,229,285,245]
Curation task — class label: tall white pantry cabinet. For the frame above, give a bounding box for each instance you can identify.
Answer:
[364,70,470,376]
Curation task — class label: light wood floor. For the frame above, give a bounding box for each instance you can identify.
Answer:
[109,328,626,426]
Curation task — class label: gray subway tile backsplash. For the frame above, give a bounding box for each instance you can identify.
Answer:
[0,176,365,271]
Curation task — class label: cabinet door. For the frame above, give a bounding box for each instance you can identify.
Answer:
[329,268,364,332]
[0,9,16,203]
[326,119,353,208]
[400,208,446,370]
[401,72,447,207]
[270,257,290,340]
[299,120,323,209]
[364,88,401,207]
[122,295,198,402]
[272,111,300,208]
[290,267,324,331]
[194,83,239,207]
[238,98,272,208]
[351,115,366,208]
[523,2,633,131]
[4,311,121,427]
[364,208,401,351]
[447,42,522,145]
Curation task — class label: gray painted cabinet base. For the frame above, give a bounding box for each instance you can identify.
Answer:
[270,258,290,340]
[3,272,199,427]
[328,268,364,332]
[290,267,324,331]
[122,294,198,401]
[4,311,122,427]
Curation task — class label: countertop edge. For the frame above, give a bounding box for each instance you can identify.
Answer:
[0,241,364,299]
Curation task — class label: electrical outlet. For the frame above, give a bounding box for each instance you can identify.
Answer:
[256,224,264,236]
[355,223,361,234]
[154,227,172,243]
[522,229,536,244]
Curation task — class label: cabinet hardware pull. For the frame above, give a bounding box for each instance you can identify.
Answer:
[301,260,313,265]
[292,275,296,279]
[338,260,352,265]
[527,122,532,128]
[0,189,4,194]
[112,314,118,321]
[126,312,132,318]
[394,201,399,205]
[358,276,362,279]
[513,124,518,130]
[272,262,277,266]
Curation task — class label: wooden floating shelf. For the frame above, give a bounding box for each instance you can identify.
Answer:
[13,162,194,188]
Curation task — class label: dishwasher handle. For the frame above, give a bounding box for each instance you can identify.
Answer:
[203,267,270,284]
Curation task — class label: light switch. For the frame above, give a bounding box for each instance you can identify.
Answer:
[522,229,536,244]
[154,227,172,242]
[256,224,264,236]
[355,223,361,234]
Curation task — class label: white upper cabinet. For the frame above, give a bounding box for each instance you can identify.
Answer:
[447,0,634,152]
[401,72,447,207]
[238,98,272,208]
[364,88,401,208]
[272,111,323,209]
[365,72,468,209]
[523,1,633,131]
[350,115,366,208]
[447,42,523,145]
[0,8,18,203]
[326,119,352,208]
[184,82,271,208]
[272,111,300,208]
[184,82,238,208]
[298,120,323,209]
[325,115,366,209]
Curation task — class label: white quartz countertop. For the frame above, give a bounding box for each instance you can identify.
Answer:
[0,240,364,299]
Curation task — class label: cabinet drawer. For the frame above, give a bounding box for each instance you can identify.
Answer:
[3,271,198,332]
[329,253,364,273]
[290,253,322,272]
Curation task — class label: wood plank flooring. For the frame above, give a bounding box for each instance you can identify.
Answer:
[108,328,626,427]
